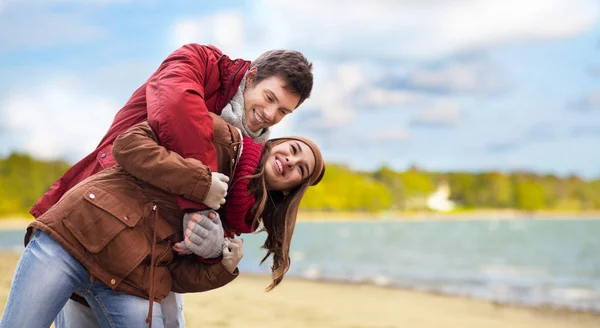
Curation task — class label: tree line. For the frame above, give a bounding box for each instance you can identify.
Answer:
[1,153,599,217]
[301,165,600,212]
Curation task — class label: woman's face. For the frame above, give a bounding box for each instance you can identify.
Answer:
[264,140,316,193]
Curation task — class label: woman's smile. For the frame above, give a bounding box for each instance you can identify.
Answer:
[274,156,284,176]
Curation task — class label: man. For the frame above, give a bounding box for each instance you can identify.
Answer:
[34,43,314,327]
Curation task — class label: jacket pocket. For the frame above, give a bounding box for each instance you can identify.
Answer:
[63,185,144,253]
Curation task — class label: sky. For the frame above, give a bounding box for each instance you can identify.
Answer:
[0,0,599,178]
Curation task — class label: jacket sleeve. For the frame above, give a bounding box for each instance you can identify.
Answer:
[146,44,219,211]
[112,121,211,205]
[168,256,238,293]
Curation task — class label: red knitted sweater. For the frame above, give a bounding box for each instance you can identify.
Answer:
[221,136,263,236]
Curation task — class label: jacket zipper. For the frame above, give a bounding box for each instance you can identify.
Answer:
[223,60,246,99]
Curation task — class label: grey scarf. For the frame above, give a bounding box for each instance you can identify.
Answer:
[220,74,270,144]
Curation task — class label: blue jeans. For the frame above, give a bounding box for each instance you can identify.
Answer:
[56,292,185,328]
[0,230,163,328]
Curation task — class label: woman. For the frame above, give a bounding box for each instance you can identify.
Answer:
[0,113,325,328]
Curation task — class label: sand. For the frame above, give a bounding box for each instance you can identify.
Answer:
[0,253,598,328]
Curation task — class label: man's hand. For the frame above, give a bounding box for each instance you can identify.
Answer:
[173,210,224,258]
[221,238,244,274]
[204,172,229,210]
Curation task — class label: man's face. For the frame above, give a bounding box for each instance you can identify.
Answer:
[243,68,301,133]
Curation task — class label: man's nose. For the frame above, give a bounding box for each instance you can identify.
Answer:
[264,106,276,121]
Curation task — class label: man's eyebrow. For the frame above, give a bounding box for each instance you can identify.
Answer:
[267,90,279,104]
[268,90,293,113]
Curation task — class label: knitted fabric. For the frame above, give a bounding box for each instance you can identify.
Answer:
[222,136,264,235]
[220,73,271,144]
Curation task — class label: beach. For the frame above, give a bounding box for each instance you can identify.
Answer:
[0,253,598,328]
[2,210,600,230]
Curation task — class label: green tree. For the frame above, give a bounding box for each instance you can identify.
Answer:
[514,181,546,210]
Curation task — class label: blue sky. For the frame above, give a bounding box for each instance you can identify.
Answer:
[1,0,599,178]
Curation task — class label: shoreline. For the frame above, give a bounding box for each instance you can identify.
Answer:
[0,253,597,328]
[284,275,600,315]
[0,247,597,317]
[1,210,599,230]
[151,273,600,328]
[296,209,600,222]
[0,218,32,231]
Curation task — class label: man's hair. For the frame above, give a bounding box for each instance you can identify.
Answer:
[249,50,313,107]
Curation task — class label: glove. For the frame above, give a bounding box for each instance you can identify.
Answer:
[204,172,229,210]
[221,238,244,274]
[181,210,224,259]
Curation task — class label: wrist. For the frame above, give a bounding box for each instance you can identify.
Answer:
[221,262,238,274]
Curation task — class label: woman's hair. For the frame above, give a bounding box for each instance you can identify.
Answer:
[245,139,315,291]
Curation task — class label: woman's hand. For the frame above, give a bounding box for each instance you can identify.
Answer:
[204,172,229,210]
[173,210,225,258]
[221,238,243,274]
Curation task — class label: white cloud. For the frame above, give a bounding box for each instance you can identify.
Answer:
[368,129,411,141]
[0,5,104,49]
[356,88,417,108]
[1,77,117,161]
[414,100,462,126]
[253,0,599,59]
[572,90,600,110]
[407,60,505,93]
[585,90,600,108]
[25,0,133,3]
[173,11,246,56]
[285,61,418,130]
[284,62,362,128]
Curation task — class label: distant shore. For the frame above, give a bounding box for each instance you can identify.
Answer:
[1,210,599,231]
[295,209,600,222]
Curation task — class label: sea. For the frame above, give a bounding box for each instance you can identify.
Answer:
[1,218,599,312]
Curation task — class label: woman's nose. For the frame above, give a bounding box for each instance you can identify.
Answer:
[285,156,297,167]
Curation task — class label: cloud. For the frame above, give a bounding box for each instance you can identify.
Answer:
[486,121,569,153]
[571,90,600,110]
[398,57,507,94]
[527,122,560,142]
[0,77,118,161]
[412,100,462,127]
[486,139,522,153]
[588,65,600,77]
[570,126,600,137]
[253,0,599,60]
[0,4,105,50]
[367,129,411,142]
[278,61,419,131]
[298,62,363,128]
[24,0,133,3]
[353,88,417,109]
[172,11,246,56]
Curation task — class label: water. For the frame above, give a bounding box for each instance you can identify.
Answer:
[2,219,600,312]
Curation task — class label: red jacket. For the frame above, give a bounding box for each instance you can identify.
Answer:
[30,44,251,217]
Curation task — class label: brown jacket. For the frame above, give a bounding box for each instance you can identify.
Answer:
[27,113,242,302]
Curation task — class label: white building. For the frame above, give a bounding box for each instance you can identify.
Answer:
[427,181,455,212]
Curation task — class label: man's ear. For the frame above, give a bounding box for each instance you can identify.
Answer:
[246,67,258,86]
